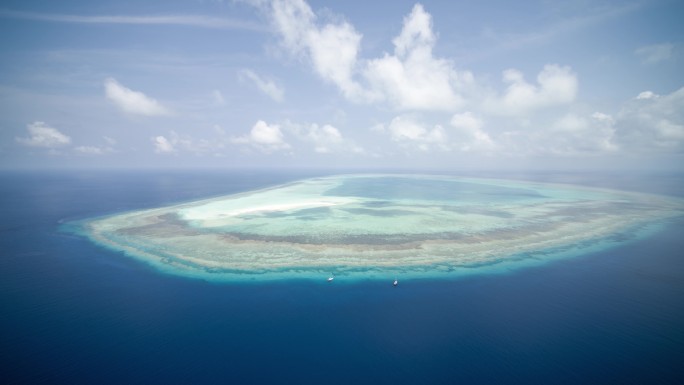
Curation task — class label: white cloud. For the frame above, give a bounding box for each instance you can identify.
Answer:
[270,0,315,54]
[635,43,674,64]
[75,135,117,155]
[239,69,284,102]
[636,90,658,100]
[0,10,265,31]
[450,111,483,132]
[232,120,291,152]
[468,84,684,157]
[212,90,225,105]
[386,115,448,151]
[150,131,227,156]
[250,121,286,145]
[104,78,171,116]
[614,87,684,151]
[364,4,466,111]
[258,0,588,121]
[262,1,593,116]
[301,124,342,153]
[491,111,617,157]
[153,135,175,153]
[262,1,468,109]
[308,22,366,100]
[548,112,618,154]
[587,112,619,152]
[591,112,615,126]
[486,64,577,115]
[392,4,435,57]
[268,0,368,101]
[449,112,496,152]
[286,121,363,154]
[369,123,386,133]
[552,113,586,133]
[75,145,107,155]
[16,121,71,148]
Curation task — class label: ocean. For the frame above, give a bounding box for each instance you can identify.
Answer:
[1,169,683,384]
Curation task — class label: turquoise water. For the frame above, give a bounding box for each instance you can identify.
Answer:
[2,170,684,384]
[74,174,683,282]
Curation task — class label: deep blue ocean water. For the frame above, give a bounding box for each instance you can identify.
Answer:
[1,170,683,384]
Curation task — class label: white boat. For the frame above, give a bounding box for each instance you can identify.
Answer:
[327,275,334,282]
[393,279,398,286]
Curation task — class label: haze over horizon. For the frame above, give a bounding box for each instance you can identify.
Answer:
[1,0,682,171]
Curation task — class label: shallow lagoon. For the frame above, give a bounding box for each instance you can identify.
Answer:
[75,174,684,281]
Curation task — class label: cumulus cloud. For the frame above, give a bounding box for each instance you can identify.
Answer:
[613,87,684,151]
[364,4,468,111]
[386,115,448,151]
[449,111,483,132]
[369,123,386,133]
[150,131,227,155]
[479,111,618,157]
[636,90,658,100]
[74,145,107,155]
[286,121,363,153]
[528,88,684,155]
[449,112,496,152]
[635,43,674,64]
[153,135,175,153]
[260,1,586,116]
[74,136,116,155]
[249,121,287,145]
[104,78,171,116]
[307,22,366,99]
[300,124,342,153]
[16,121,71,148]
[470,86,684,157]
[239,69,284,102]
[546,112,618,154]
[269,0,315,53]
[221,2,684,160]
[212,90,225,105]
[268,0,368,101]
[486,64,578,115]
[232,120,291,152]
[261,1,470,109]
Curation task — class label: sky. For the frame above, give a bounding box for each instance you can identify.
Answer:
[0,0,682,171]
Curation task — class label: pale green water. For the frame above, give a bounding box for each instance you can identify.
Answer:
[78,174,684,281]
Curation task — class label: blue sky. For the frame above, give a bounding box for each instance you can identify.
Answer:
[1,0,682,170]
